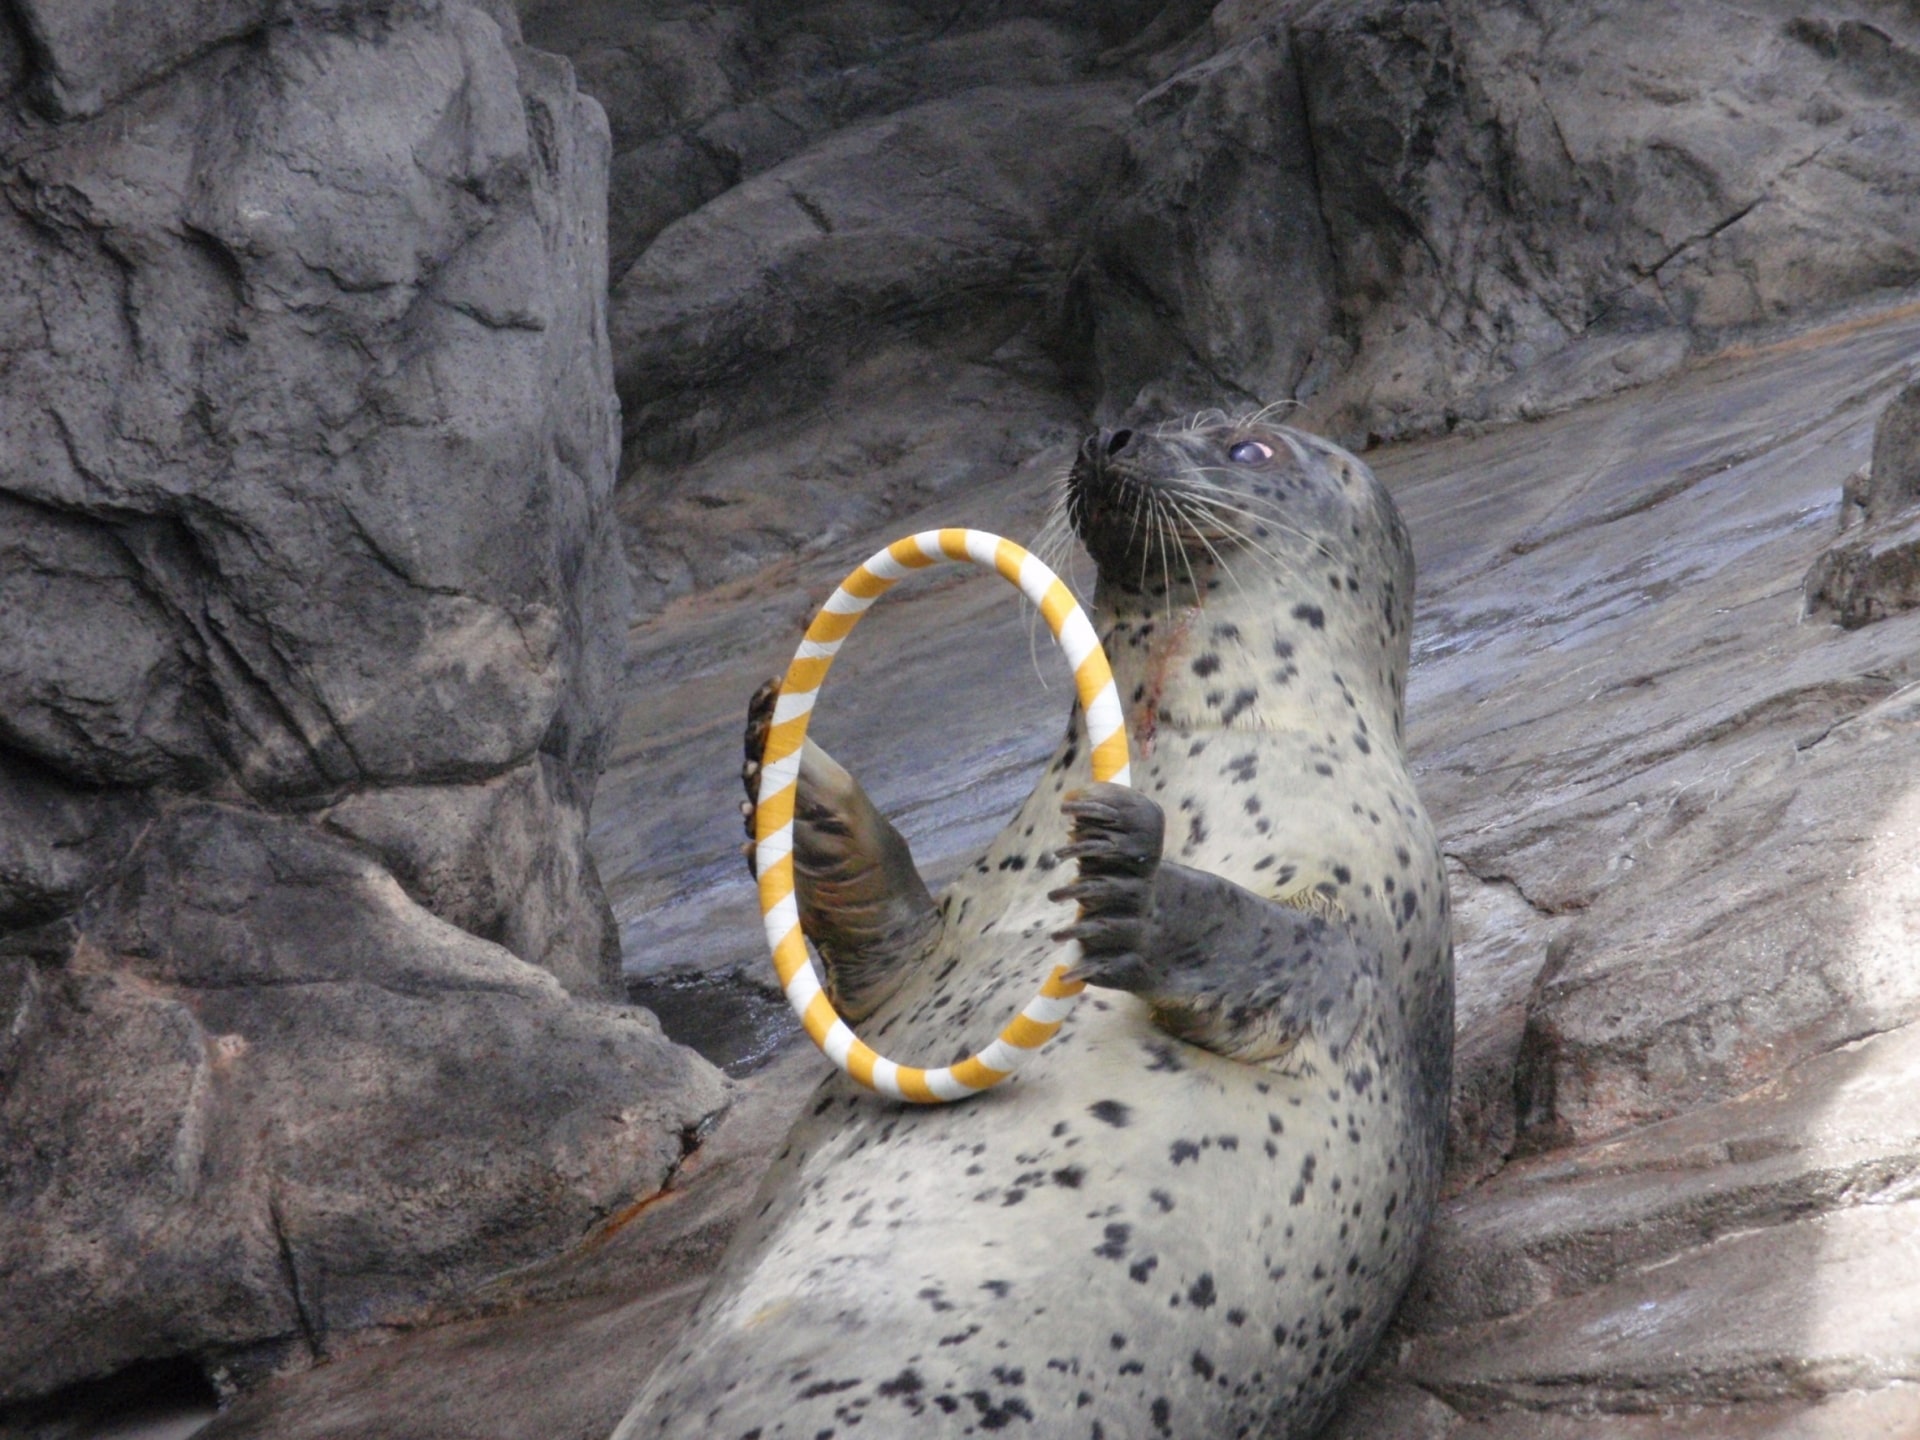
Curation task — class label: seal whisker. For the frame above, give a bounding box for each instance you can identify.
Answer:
[1150,490,1179,619]
[1163,492,1207,601]
[1161,480,1342,566]
[1161,491,1248,597]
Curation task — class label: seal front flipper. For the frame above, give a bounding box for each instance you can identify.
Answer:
[741,677,938,1021]
[1052,781,1377,1063]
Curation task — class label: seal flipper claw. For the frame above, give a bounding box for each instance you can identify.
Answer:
[1055,782,1378,1062]
[1054,782,1166,992]
[740,677,939,1021]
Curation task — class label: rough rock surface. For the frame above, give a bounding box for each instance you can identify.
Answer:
[515,0,1920,610]
[1805,373,1920,625]
[0,0,726,1411]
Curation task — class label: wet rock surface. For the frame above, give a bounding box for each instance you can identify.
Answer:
[1805,373,1920,626]
[0,0,726,1412]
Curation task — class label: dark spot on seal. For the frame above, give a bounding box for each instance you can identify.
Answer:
[1089,1100,1132,1128]
[1219,688,1258,725]
[796,1379,860,1399]
[1094,1223,1130,1259]
[1052,1165,1086,1188]
[878,1369,923,1400]
[1170,1140,1201,1166]
[1187,1273,1217,1309]
[1128,1256,1159,1283]
[1291,603,1326,630]
[1192,654,1221,677]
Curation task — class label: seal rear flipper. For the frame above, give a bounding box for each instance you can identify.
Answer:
[741,679,938,1021]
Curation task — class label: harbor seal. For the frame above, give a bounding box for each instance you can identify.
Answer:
[611,416,1453,1440]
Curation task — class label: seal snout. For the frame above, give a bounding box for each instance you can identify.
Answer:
[1076,427,1136,470]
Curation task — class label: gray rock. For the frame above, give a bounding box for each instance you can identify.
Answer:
[1802,510,1920,627]
[1406,1020,1920,1337]
[1321,1377,1463,1440]
[12,0,267,119]
[3,5,626,799]
[518,2,1133,284]
[0,803,728,1402]
[0,0,725,1408]
[1286,0,1920,442]
[0,751,149,929]
[189,1043,821,1440]
[1805,375,1920,626]
[1072,25,1336,421]
[1867,376,1920,524]
[609,81,1133,466]
[323,755,623,999]
[1407,1196,1920,1411]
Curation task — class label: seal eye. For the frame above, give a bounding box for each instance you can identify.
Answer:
[1229,440,1274,464]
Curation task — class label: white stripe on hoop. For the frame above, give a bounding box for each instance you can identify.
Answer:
[926,1068,975,1101]
[760,898,798,940]
[1023,993,1079,1026]
[823,1021,856,1066]
[975,1039,1021,1073]
[771,690,816,725]
[822,588,877,616]
[783,964,822,1009]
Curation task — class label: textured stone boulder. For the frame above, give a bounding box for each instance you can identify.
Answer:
[1805,375,1920,626]
[0,0,725,1408]
[1087,0,1920,439]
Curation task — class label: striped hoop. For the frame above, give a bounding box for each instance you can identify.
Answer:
[754,529,1131,1104]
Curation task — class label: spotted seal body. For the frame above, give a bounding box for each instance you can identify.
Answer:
[612,418,1453,1440]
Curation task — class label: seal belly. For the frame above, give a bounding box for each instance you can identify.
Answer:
[622,993,1428,1440]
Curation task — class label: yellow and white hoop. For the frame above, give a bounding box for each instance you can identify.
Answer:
[754,529,1130,1104]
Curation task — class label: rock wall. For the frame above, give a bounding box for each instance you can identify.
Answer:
[522,0,1920,611]
[0,0,725,1407]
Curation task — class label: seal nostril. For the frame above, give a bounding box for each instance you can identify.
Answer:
[1107,429,1134,457]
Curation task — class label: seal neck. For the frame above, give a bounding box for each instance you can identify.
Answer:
[1096,587,1406,750]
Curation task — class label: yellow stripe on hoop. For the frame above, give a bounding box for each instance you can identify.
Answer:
[754,529,1129,1104]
